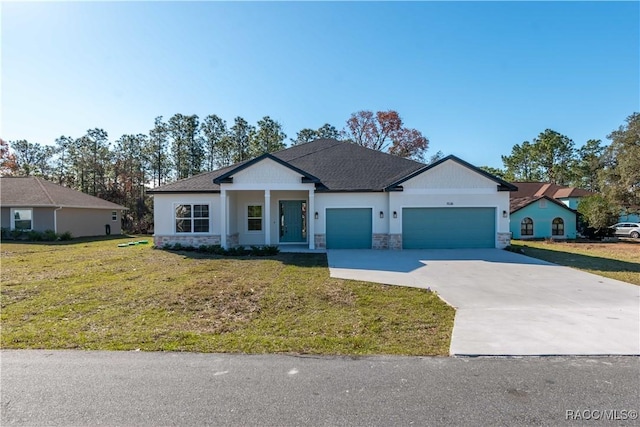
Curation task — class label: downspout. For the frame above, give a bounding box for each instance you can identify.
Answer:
[54,207,62,234]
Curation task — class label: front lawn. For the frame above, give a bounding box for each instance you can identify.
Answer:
[1,237,454,355]
[510,240,640,285]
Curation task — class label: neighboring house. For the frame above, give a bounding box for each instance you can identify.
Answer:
[0,176,127,237]
[509,182,593,240]
[619,211,640,223]
[148,139,516,250]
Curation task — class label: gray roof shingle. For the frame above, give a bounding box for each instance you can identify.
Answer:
[149,139,426,193]
[1,177,127,210]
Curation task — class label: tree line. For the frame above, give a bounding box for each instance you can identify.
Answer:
[0,110,430,233]
[480,112,639,229]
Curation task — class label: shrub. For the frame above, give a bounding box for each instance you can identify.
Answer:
[27,231,43,241]
[59,231,73,241]
[42,229,58,241]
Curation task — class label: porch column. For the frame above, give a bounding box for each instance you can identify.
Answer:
[220,188,227,249]
[308,188,315,250]
[264,190,271,245]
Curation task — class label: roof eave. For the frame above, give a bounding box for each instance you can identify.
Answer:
[213,153,320,185]
[384,155,518,192]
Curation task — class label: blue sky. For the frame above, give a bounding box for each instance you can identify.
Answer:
[2,1,638,168]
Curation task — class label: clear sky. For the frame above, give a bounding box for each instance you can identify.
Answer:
[1,1,638,168]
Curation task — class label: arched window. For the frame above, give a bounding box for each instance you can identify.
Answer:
[552,217,564,236]
[521,217,533,236]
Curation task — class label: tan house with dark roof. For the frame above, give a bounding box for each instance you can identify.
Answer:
[1,177,127,237]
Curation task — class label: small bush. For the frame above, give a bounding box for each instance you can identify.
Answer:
[59,231,73,241]
[250,245,280,256]
[226,246,249,256]
[42,229,58,242]
[163,243,278,257]
[27,231,43,241]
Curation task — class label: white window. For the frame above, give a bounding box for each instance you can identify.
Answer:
[539,199,547,208]
[175,204,210,233]
[247,205,263,232]
[12,208,33,231]
[112,211,118,221]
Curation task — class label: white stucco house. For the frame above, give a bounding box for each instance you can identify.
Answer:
[148,139,516,250]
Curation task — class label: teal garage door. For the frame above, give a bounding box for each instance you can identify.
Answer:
[326,208,372,249]
[402,207,495,249]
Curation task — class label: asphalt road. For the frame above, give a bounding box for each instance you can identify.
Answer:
[1,351,639,426]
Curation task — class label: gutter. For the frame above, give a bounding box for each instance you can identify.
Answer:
[54,206,62,234]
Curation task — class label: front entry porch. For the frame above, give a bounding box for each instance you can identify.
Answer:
[220,189,316,250]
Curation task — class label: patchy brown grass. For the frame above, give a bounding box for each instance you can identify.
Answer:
[0,237,454,355]
[510,239,640,285]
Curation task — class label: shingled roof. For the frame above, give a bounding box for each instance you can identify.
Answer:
[508,182,593,213]
[1,177,127,210]
[149,139,427,193]
[510,195,575,214]
[510,182,594,199]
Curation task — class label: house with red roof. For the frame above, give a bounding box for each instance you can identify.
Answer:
[509,182,594,240]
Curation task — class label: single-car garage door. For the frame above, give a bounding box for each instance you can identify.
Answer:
[402,207,495,249]
[326,208,372,249]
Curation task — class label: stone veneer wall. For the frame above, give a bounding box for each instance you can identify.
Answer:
[497,232,511,248]
[314,234,326,249]
[154,235,221,248]
[389,234,402,250]
[372,233,389,249]
[226,233,239,248]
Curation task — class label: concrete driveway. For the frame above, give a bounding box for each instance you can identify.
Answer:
[327,249,640,356]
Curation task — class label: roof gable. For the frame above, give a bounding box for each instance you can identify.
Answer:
[213,153,319,185]
[510,195,576,214]
[149,140,506,194]
[386,155,517,192]
[0,177,127,209]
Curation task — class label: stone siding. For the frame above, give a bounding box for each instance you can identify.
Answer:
[226,233,239,248]
[372,233,389,249]
[497,232,511,248]
[389,234,402,250]
[314,234,326,249]
[154,235,221,248]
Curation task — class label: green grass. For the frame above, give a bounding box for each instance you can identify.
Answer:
[1,237,454,355]
[510,240,640,285]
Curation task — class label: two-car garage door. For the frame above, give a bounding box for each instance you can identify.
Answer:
[402,207,495,249]
[325,207,496,249]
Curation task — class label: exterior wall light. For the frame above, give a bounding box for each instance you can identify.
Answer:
[314,212,318,219]
[379,211,384,219]
[502,210,508,218]
[393,211,397,218]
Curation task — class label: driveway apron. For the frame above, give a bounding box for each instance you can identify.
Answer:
[327,249,640,356]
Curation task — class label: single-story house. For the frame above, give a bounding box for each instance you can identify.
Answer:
[148,139,516,250]
[509,182,593,240]
[1,176,127,237]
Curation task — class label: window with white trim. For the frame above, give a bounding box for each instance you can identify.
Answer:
[175,204,209,233]
[247,205,263,232]
[12,208,33,231]
[112,211,118,221]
